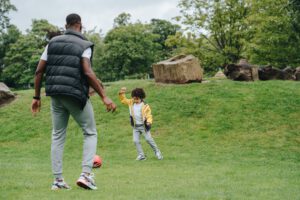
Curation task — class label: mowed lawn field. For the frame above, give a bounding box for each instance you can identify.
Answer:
[0,79,299,200]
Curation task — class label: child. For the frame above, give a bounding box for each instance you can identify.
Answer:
[119,87,163,160]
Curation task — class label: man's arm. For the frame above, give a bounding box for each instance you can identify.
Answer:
[34,60,46,97]
[81,58,106,98]
[31,59,46,114]
[81,58,116,112]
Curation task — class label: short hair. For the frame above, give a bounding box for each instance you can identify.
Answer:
[66,13,81,26]
[131,88,146,99]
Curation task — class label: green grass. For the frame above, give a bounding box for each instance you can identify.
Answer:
[0,79,299,200]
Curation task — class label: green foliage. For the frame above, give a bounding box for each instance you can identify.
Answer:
[245,0,300,67]
[0,0,17,32]
[150,19,180,59]
[0,0,18,79]
[30,19,60,43]
[166,32,224,74]
[113,12,132,27]
[1,19,59,88]
[289,0,300,33]
[95,18,181,82]
[2,1,300,87]
[84,29,105,77]
[0,25,21,77]
[175,0,300,71]
[1,80,299,199]
[2,35,40,87]
[178,0,250,69]
[99,23,161,81]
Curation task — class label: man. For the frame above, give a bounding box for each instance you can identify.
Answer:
[31,13,116,190]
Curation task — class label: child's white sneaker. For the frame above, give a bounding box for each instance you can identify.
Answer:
[51,178,71,190]
[155,151,163,160]
[136,154,146,161]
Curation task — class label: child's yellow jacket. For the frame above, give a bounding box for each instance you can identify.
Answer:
[119,93,153,126]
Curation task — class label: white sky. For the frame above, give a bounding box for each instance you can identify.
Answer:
[9,0,182,34]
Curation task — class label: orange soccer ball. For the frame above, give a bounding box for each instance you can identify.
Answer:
[93,155,102,168]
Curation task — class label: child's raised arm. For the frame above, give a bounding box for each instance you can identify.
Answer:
[118,87,132,105]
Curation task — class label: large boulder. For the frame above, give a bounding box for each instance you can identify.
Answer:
[258,65,295,80]
[0,82,15,106]
[224,59,259,81]
[283,67,296,80]
[152,55,203,84]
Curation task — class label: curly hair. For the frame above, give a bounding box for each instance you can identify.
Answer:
[131,88,146,99]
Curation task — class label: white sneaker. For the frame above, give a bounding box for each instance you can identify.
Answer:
[155,151,163,160]
[76,173,97,190]
[136,154,146,161]
[51,178,71,190]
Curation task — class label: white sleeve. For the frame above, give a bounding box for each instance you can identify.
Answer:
[40,45,48,61]
[82,47,92,59]
[41,46,91,60]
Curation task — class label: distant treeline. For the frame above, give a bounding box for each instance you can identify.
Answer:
[1,0,300,88]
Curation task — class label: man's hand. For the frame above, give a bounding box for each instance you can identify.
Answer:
[102,96,116,112]
[31,99,41,115]
[119,87,126,94]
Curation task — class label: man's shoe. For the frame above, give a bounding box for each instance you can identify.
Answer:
[76,173,97,190]
[136,154,146,161]
[155,151,163,160]
[51,178,71,190]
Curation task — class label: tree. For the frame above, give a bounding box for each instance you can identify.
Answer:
[0,0,17,32]
[166,31,225,74]
[177,0,300,69]
[0,25,21,80]
[177,0,250,69]
[113,12,132,27]
[0,0,18,79]
[245,0,300,67]
[2,35,39,87]
[84,29,105,79]
[30,19,60,45]
[99,23,161,81]
[2,20,59,88]
[289,0,300,34]
[150,19,180,59]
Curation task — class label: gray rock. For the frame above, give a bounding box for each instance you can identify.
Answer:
[224,59,259,81]
[258,65,295,80]
[0,82,15,106]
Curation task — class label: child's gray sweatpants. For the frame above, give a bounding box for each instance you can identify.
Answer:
[50,95,97,179]
[133,126,160,156]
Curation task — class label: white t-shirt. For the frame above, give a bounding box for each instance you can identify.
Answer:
[133,103,143,125]
[40,45,92,61]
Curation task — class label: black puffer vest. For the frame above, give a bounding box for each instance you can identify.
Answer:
[45,29,94,108]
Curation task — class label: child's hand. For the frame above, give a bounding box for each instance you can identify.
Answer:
[119,87,127,94]
[145,122,151,131]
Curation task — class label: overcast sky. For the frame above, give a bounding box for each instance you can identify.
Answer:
[9,0,182,34]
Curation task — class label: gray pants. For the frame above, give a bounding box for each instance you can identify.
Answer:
[133,126,160,156]
[50,96,97,179]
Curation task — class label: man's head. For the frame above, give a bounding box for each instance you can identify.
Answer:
[65,13,82,32]
[131,88,146,103]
